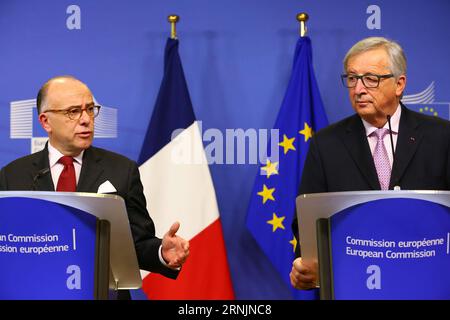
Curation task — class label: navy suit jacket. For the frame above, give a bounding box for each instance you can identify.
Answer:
[294,105,450,254]
[0,145,178,279]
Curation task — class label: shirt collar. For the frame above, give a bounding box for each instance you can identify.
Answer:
[47,141,84,167]
[362,103,401,137]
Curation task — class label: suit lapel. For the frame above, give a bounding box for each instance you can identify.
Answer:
[77,147,104,192]
[390,105,423,188]
[31,147,54,191]
[340,115,380,190]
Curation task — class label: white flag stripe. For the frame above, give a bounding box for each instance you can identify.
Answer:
[139,121,219,240]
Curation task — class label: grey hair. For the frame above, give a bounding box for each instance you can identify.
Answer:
[343,37,407,78]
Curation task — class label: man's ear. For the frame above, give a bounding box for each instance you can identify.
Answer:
[396,75,406,97]
[38,113,51,134]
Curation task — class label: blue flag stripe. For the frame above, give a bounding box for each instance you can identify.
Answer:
[138,38,196,165]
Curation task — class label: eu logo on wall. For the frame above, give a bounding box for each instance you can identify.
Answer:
[403,82,450,120]
[10,99,118,154]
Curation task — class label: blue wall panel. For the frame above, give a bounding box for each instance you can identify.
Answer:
[1,0,449,299]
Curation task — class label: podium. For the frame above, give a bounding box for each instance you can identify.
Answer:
[296,190,450,300]
[0,191,142,299]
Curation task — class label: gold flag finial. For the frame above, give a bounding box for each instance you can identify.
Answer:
[168,15,180,39]
[296,13,309,37]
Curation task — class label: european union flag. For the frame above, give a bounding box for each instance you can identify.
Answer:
[245,36,328,299]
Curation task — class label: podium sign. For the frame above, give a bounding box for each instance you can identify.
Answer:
[296,190,450,300]
[0,197,97,299]
[0,191,141,299]
[331,198,450,299]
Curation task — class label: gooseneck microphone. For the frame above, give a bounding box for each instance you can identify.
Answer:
[386,115,400,190]
[32,168,50,191]
[386,115,395,159]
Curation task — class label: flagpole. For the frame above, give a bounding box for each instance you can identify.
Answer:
[296,12,309,37]
[168,14,179,39]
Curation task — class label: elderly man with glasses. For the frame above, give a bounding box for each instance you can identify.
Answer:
[0,76,190,298]
[290,37,450,291]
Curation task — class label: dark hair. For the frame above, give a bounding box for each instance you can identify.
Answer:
[36,83,48,114]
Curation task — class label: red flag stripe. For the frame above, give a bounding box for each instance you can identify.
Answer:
[142,219,235,300]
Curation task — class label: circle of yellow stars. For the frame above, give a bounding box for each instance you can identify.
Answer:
[256,122,313,253]
[419,106,438,117]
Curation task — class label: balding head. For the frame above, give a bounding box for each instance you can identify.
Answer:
[37,75,95,156]
[36,76,91,114]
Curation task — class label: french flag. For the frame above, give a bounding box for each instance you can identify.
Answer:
[137,38,235,299]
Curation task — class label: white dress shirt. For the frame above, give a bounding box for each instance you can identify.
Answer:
[47,142,84,190]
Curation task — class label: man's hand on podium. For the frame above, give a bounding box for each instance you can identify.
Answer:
[290,257,318,290]
[161,221,190,269]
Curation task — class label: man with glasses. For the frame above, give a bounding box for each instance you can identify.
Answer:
[290,37,450,291]
[0,76,190,296]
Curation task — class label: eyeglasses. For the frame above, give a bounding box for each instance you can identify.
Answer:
[43,104,101,120]
[341,73,394,88]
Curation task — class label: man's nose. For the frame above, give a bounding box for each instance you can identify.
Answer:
[79,108,91,124]
[353,78,367,94]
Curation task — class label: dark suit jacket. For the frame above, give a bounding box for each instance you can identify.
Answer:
[293,104,450,255]
[0,145,178,279]
[299,104,449,193]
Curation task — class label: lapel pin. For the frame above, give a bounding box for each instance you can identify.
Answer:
[410,137,415,142]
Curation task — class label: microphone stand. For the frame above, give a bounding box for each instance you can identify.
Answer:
[386,115,400,190]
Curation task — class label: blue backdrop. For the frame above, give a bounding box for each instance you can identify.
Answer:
[1,0,449,299]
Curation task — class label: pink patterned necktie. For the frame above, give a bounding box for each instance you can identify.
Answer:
[372,128,391,190]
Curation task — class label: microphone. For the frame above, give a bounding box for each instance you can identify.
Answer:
[386,115,395,159]
[386,115,400,190]
[32,168,50,191]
